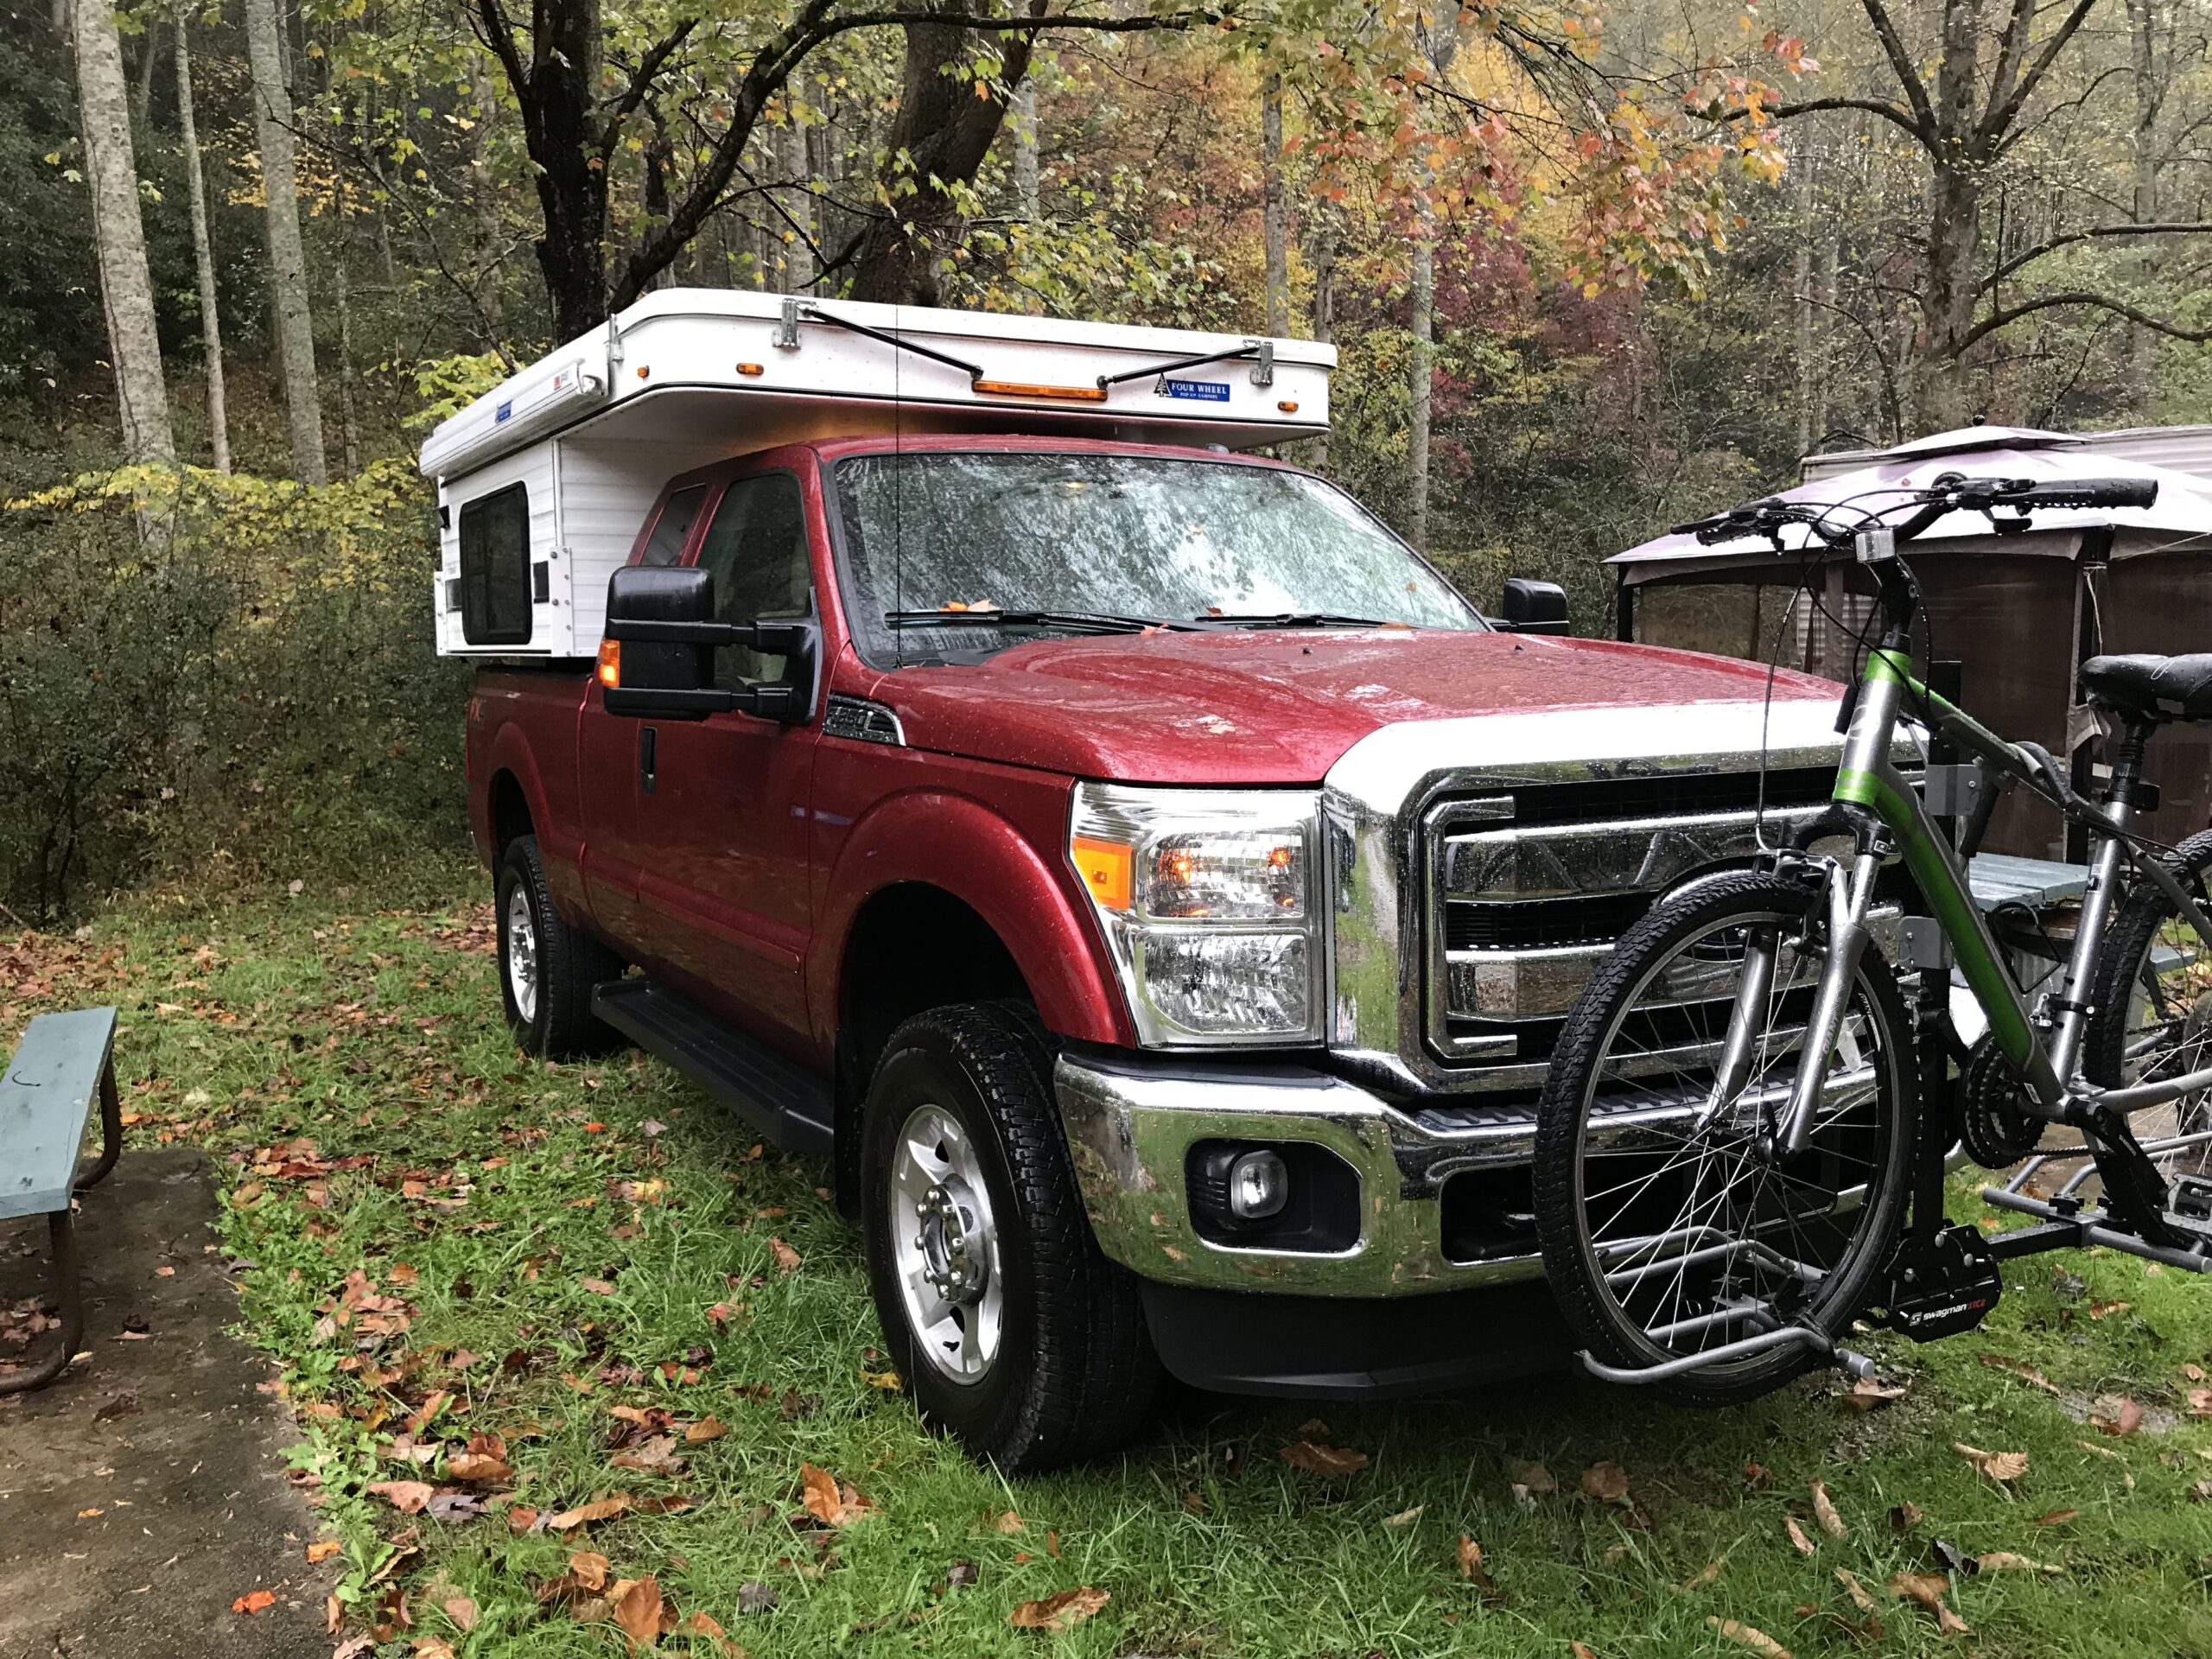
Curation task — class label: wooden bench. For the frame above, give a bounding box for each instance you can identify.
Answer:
[1,1007,122,1394]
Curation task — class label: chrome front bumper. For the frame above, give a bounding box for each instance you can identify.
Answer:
[1056,1051,1548,1297]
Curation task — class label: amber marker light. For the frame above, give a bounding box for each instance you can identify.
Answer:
[973,378,1109,403]
[736,362,765,377]
[1071,836,1134,911]
[596,639,621,689]
[637,365,652,379]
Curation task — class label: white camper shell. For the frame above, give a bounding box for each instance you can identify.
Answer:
[419,290,1337,658]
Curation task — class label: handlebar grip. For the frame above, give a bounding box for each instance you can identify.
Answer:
[2021,477,2158,511]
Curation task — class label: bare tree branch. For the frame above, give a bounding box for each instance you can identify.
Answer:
[1980,0,2104,145]
[598,19,697,159]
[1856,0,1937,137]
[1982,220,2212,290]
[1955,289,2212,354]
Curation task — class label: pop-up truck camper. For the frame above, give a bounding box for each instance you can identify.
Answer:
[423,290,1334,659]
[432,289,1863,1471]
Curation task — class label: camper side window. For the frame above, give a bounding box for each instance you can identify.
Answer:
[457,483,532,646]
[696,474,810,690]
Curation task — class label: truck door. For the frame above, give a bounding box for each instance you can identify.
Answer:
[624,468,820,1042]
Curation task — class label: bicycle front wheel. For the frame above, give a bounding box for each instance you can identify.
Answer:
[1533,871,1917,1406]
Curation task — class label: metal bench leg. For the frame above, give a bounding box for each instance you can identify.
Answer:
[0,1211,83,1395]
[74,1060,121,1195]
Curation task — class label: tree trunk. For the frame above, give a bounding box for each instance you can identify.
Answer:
[71,0,174,466]
[849,0,1041,305]
[1912,0,1985,435]
[244,0,326,482]
[1309,213,1335,471]
[2127,0,2160,408]
[131,16,158,132]
[1261,72,1287,336]
[1408,236,1433,550]
[467,52,505,335]
[521,0,611,337]
[777,103,814,291]
[332,238,361,477]
[175,22,229,472]
[1012,73,1039,222]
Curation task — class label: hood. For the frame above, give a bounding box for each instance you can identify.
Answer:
[854,628,1839,784]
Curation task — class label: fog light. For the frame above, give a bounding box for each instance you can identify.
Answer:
[1227,1148,1289,1220]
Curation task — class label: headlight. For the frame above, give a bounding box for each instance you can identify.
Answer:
[1069,783,1323,1046]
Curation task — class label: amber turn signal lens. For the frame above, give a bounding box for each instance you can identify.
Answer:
[596,639,621,689]
[1277,399,1300,413]
[1071,835,1134,911]
[973,378,1109,403]
[736,362,765,377]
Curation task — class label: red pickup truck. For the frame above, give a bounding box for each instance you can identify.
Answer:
[465,429,1847,1470]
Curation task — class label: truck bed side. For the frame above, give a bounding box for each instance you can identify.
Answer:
[467,666,596,924]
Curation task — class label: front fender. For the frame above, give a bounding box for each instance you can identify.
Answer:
[813,789,1133,1049]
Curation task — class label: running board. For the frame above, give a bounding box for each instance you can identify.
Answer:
[593,979,834,1157]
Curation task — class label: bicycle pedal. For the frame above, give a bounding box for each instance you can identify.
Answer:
[1874,1225,2003,1342]
[2171,1173,2212,1227]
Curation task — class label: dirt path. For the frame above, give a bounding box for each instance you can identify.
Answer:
[0,1150,332,1659]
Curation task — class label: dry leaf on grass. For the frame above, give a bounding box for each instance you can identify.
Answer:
[1581,1462,1630,1503]
[446,1452,511,1483]
[1504,1457,1556,1496]
[1842,1377,1907,1410]
[569,1553,611,1592]
[1007,1586,1109,1631]
[1954,1443,2028,1483]
[992,1510,1025,1535]
[768,1237,802,1274]
[546,1492,632,1533]
[442,1594,479,1632]
[1571,1645,1598,1659]
[1888,1572,1970,1636]
[1706,1616,1791,1657]
[305,1540,342,1565]
[1381,1505,1422,1529]
[1834,1568,1878,1613]
[1280,1440,1368,1478]
[799,1462,874,1524]
[2088,1396,2145,1437]
[1679,1559,1725,1592]
[1456,1535,1494,1590]
[1810,1480,1847,1540]
[369,1481,435,1515]
[612,1577,663,1651]
[1890,1500,1922,1533]
[1977,1552,2061,1574]
[2032,1508,2076,1525]
[411,1639,457,1659]
[2088,1299,2131,1320]
[1784,1516,1815,1557]
[1979,1352,2060,1394]
[684,1415,727,1445]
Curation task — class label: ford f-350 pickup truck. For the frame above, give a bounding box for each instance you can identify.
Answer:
[438,292,1858,1470]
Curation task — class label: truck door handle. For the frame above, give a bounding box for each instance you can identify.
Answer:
[640,726,657,794]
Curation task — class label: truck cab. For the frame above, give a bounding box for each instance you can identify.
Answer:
[446,293,1852,1470]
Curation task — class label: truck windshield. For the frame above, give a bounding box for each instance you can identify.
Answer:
[831,451,1485,661]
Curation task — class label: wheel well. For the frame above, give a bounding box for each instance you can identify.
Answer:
[489,771,533,855]
[832,883,1033,1212]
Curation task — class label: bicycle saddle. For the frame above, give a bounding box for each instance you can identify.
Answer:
[2080,653,2212,721]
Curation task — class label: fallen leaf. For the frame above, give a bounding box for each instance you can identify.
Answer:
[799,1462,872,1524]
[613,1576,663,1650]
[1842,1377,1906,1411]
[1504,1457,1556,1496]
[2033,1508,2076,1525]
[682,1611,741,1653]
[1979,1353,2060,1394]
[1380,1504,1422,1529]
[580,1277,618,1296]
[736,1580,777,1615]
[1281,1440,1368,1478]
[1810,1479,1846,1540]
[369,1481,435,1515]
[1744,1461,1773,1489]
[570,1552,611,1591]
[231,1590,276,1615]
[1890,1500,1923,1532]
[1007,1586,1109,1631]
[2088,1299,2131,1320]
[768,1237,802,1274]
[1834,1568,1878,1613]
[547,1492,632,1532]
[1784,1516,1815,1556]
[1888,1572,1970,1635]
[993,1510,1024,1534]
[412,1640,456,1659]
[2089,1396,2145,1438]
[1706,1616,1791,1657]
[1977,1552,2061,1574]
[1679,1558,1725,1592]
[1954,1443,2028,1483]
[306,1540,342,1564]
[1456,1535,1492,1589]
[442,1594,479,1632]
[2190,1389,2212,1418]
[1581,1462,1630,1503]
[446,1452,512,1483]
[684,1415,728,1445]
[2192,1480,2212,1503]
[2075,1438,2124,1461]
[1571,1645,1597,1659]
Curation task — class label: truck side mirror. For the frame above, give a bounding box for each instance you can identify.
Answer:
[601,565,814,722]
[1497,578,1571,637]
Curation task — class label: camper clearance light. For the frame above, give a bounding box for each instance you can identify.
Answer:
[973,378,1109,404]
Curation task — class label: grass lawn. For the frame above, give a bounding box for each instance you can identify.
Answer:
[10,864,2212,1658]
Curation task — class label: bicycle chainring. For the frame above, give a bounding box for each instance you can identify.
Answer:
[1959,1036,2044,1170]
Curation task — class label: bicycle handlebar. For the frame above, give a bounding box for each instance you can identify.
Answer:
[1672,475,2158,549]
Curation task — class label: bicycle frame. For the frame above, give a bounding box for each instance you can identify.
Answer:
[1772,639,2212,1156]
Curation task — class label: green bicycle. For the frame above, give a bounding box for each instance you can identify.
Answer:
[1534,470,2212,1403]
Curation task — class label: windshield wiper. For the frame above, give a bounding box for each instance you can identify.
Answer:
[884,609,1199,637]
[1201,612,1399,630]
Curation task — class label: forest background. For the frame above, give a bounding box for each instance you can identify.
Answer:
[9,0,2212,923]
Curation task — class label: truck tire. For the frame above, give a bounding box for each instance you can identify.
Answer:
[495,834,624,1058]
[861,1003,1159,1471]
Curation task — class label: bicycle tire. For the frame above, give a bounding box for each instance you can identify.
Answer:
[1534,871,1917,1407]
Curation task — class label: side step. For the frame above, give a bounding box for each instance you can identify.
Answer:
[592,979,834,1158]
